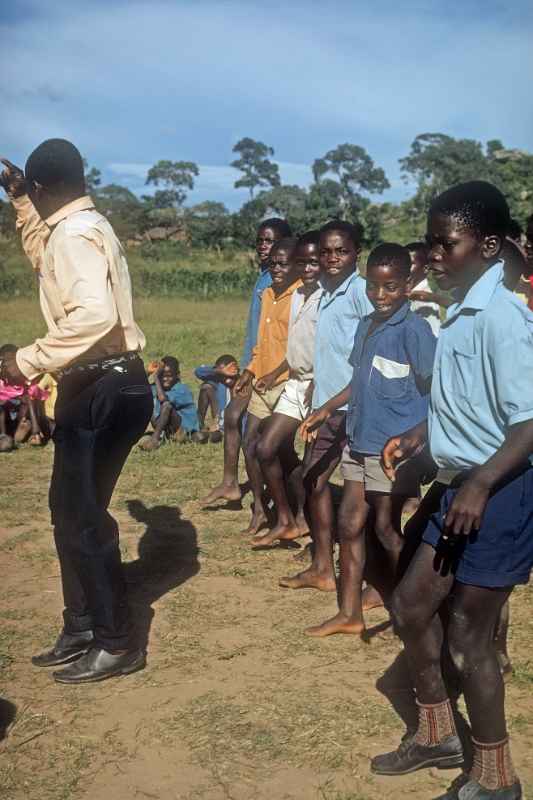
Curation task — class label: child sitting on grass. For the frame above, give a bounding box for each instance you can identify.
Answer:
[195,354,240,443]
[0,342,50,450]
[300,244,436,637]
[140,356,207,450]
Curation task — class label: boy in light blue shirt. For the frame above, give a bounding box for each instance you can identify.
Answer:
[280,220,372,593]
[373,182,532,800]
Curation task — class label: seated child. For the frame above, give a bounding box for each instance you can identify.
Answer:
[233,237,301,535]
[140,356,207,450]
[406,241,441,336]
[300,244,436,637]
[0,343,49,449]
[253,230,322,547]
[195,354,239,443]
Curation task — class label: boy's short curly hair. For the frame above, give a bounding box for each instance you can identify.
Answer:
[429,181,510,238]
[367,243,411,279]
[161,355,180,375]
[297,230,320,248]
[258,218,292,238]
[319,219,364,248]
[25,138,85,190]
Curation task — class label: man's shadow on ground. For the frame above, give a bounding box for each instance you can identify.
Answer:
[123,500,200,652]
[0,698,16,741]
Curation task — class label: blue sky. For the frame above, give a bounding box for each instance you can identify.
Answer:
[1,0,532,209]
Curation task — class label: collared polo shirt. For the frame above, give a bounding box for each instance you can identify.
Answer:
[313,270,373,409]
[347,302,436,454]
[240,268,273,368]
[286,284,323,380]
[429,261,533,470]
[247,280,302,383]
[152,382,199,432]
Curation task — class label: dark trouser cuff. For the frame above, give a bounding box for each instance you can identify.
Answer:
[63,608,93,634]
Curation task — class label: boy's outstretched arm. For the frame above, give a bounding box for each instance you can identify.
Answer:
[299,383,351,442]
[444,419,533,537]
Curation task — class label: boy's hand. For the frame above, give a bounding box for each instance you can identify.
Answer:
[381,421,428,480]
[443,469,490,537]
[235,369,253,397]
[255,371,278,394]
[0,159,27,198]
[300,407,331,443]
[0,350,27,386]
[408,289,433,303]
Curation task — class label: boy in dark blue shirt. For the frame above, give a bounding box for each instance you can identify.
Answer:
[301,244,436,637]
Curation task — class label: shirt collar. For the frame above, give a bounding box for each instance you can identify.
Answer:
[445,261,504,324]
[269,279,302,302]
[45,195,95,227]
[323,269,360,301]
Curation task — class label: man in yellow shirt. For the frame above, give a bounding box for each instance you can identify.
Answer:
[0,141,153,685]
[234,237,301,536]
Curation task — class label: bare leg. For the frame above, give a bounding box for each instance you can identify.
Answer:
[200,390,250,504]
[493,600,512,677]
[254,413,304,546]
[306,480,369,636]
[368,493,406,602]
[242,413,268,535]
[447,583,513,742]
[279,453,341,592]
[197,383,219,429]
[139,404,180,450]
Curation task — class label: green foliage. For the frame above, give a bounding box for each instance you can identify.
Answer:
[313,143,390,207]
[82,158,102,194]
[95,183,144,240]
[145,159,199,207]
[136,266,256,297]
[231,137,281,199]
[185,201,232,247]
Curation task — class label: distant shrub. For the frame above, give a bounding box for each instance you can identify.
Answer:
[136,267,256,297]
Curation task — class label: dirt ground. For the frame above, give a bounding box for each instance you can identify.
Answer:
[1,439,532,800]
[1,298,532,800]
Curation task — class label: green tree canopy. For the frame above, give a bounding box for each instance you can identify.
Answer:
[145,159,199,207]
[231,137,281,199]
[83,158,102,194]
[312,143,390,213]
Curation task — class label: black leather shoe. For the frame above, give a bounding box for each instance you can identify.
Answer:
[52,647,146,684]
[458,780,522,800]
[371,734,464,775]
[32,629,94,667]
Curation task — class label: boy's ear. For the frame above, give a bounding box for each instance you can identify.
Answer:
[481,234,503,260]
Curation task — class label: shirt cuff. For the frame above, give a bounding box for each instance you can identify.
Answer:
[507,410,533,426]
[15,346,41,382]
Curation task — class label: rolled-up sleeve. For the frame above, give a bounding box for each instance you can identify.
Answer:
[16,233,118,379]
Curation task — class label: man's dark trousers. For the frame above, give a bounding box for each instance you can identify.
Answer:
[50,357,153,651]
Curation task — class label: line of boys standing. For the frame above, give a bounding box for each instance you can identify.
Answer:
[201,184,533,800]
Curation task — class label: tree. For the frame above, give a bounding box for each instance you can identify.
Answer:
[231,137,280,199]
[94,184,143,239]
[312,144,390,213]
[186,201,232,248]
[145,159,199,207]
[233,185,308,245]
[83,158,101,194]
[399,133,489,205]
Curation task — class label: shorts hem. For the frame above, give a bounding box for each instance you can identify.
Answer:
[422,536,530,588]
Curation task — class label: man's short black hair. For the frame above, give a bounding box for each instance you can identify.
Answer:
[0,343,17,357]
[258,218,292,238]
[215,354,237,367]
[429,181,510,239]
[367,243,411,279]
[319,219,364,248]
[25,138,85,190]
[297,230,320,248]
[161,355,180,375]
[405,241,428,257]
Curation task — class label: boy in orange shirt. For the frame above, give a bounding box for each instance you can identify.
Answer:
[234,238,301,535]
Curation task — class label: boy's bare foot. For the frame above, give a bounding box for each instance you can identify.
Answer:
[278,568,336,592]
[305,614,365,637]
[242,508,268,536]
[251,521,302,548]
[138,436,161,451]
[200,482,242,506]
[362,585,385,612]
[295,512,310,537]
[14,418,31,444]
[29,432,45,447]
